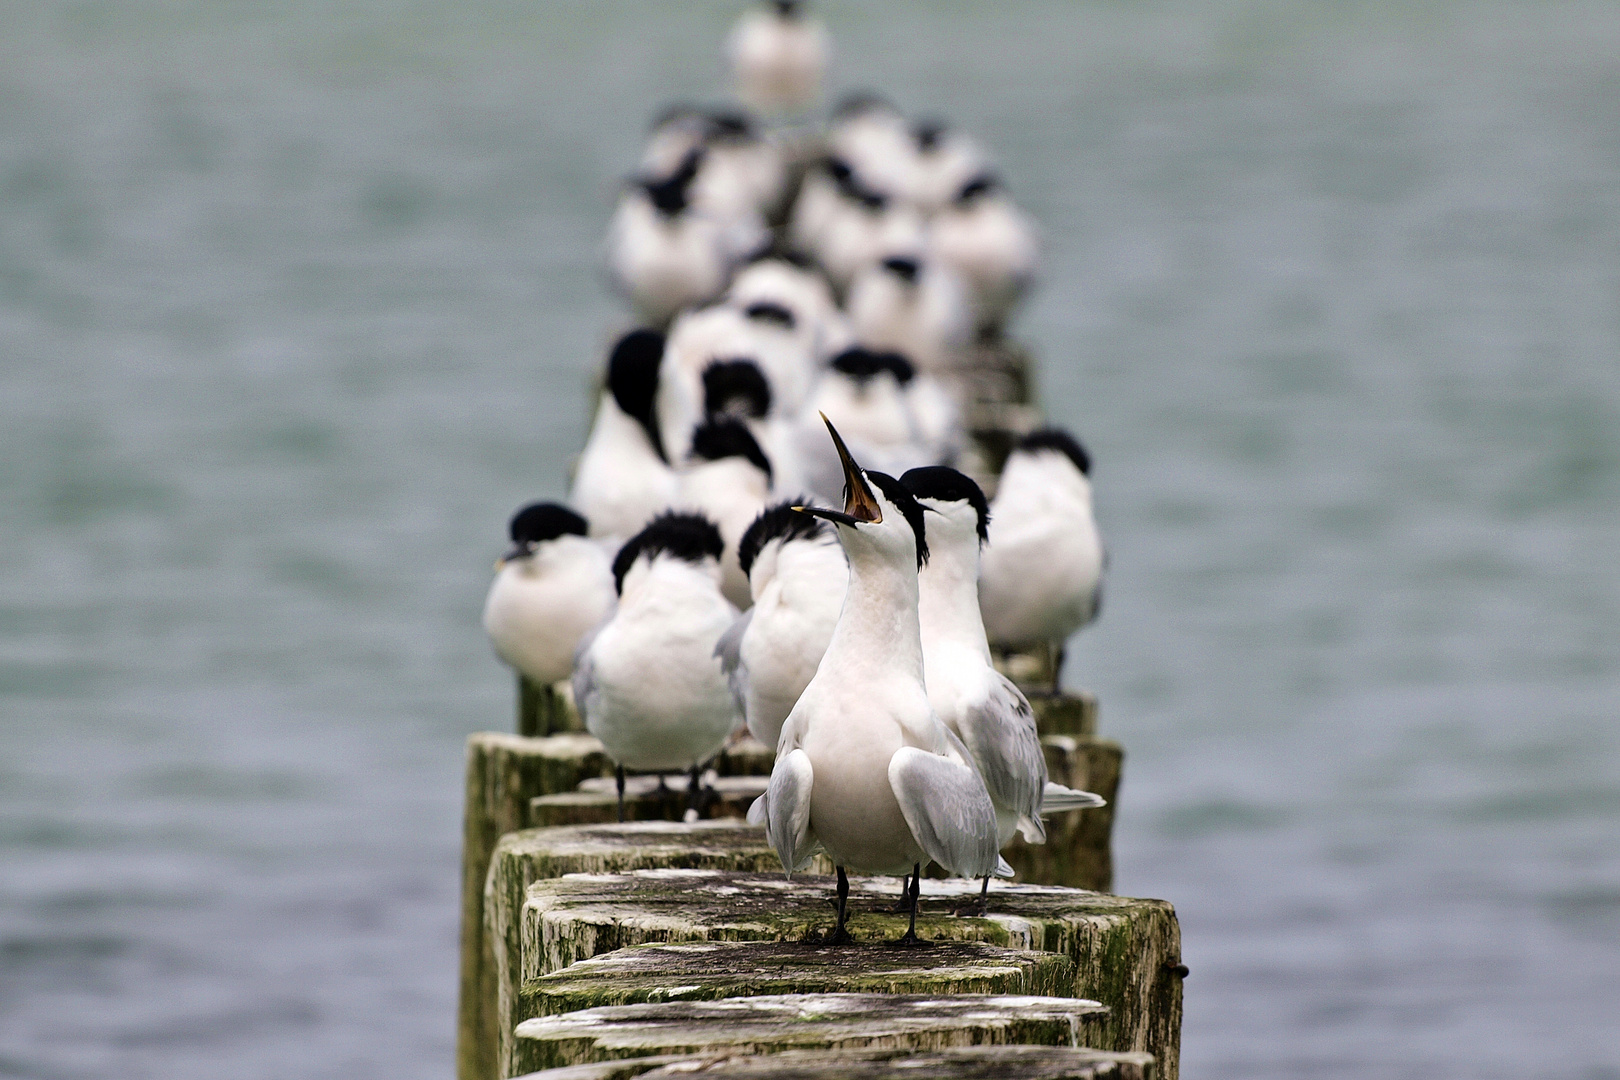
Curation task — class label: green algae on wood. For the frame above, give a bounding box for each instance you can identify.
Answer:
[1000,736,1121,893]
[486,823,833,1080]
[1030,692,1099,738]
[519,870,1181,1080]
[460,733,616,1080]
[519,677,582,737]
[512,993,1107,1073]
[524,939,1076,1017]
[512,1044,1154,1080]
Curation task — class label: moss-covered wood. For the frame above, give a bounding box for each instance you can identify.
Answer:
[519,677,582,737]
[524,939,1075,1016]
[1031,692,1099,738]
[460,733,617,1080]
[1000,736,1121,893]
[530,776,768,828]
[519,871,1181,1080]
[514,1044,1153,1080]
[512,993,1108,1073]
[486,824,834,1080]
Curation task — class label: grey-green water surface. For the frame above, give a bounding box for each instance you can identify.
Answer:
[2,3,1617,1077]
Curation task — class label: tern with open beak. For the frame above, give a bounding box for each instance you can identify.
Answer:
[749,415,1005,945]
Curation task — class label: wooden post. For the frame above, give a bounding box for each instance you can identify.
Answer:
[512,993,1110,1073]
[458,734,614,1080]
[518,677,583,738]
[525,939,1076,1016]
[529,776,768,828]
[509,1044,1155,1079]
[515,869,1183,1080]
[485,822,833,1080]
[999,736,1122,893]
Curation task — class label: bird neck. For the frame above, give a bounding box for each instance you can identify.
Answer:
[823,540,924,683]
[917,543,992,663]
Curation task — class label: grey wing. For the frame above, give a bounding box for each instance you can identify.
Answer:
[888,746,1001,880]
[570,623,605,729]
[714,608,754,715]
[964,674,1049,831]
[765,748,819,875]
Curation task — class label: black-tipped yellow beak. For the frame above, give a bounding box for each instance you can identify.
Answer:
[822,413,882,524]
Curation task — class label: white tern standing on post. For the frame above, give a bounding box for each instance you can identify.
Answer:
[749,415,1005,945]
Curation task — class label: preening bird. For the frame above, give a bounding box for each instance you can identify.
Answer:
[678,418,776,610]
[570,329,680,545]
[750,416,1005,945]
[902,466,1104,912]
[979,428,1104,692]
[575,512,741,819]
[726,0,830,116]
[482,502,617,687]
[716,500,848,750]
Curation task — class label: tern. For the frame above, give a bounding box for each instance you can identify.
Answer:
[570,329,680,544]
[902,466,1105,913]
[979,428,1104,693]
[678,418,775,609]
[845,252,973,375]
[930,171,1039,336]
[575,512,741,820]
[716,499,848,750]
[726,1,829,116]
[482,502,617,687]
[750,416,1004,945]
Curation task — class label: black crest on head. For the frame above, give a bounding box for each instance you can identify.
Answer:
[736,499,831,578]
[881,255,920,284]
[830,347,914,386]
[900,466,989,542]
[702,359,773,420]
[1017,427,1091,476]
[612,511,725,594]
[689,417,773,481]
[508,502,589,545]
[705,109,757,142]
[864,471,930,568]
[955,172,999,206]
[832,91,894,121]
[912,119,946,153]
[773,0,801,19]
[606,328,667,461]
[743,300,796,330]
[640,146,704,216]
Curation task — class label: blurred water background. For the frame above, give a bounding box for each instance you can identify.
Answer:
[2,2,1617,1077]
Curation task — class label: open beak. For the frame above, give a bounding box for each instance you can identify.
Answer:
[793,414,883,527]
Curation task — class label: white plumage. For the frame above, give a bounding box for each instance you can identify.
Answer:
[575,513,740,775]
[483,503,616,687]
[726,1,830,116]
[979,429,1105,691]
[570,330,680,545]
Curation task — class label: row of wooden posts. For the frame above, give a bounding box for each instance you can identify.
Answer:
[455,675,1185,1080]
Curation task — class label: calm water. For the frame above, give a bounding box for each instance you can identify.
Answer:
[2,3,1617,1077]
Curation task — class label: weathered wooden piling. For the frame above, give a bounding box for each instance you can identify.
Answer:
[513,1044,1156,1080]
[514,869,1182,1080]
[460,735,778,1080]
[512,993,1110,1073]
[526,939,1076,1015]
[518,677,582,737]
[483,823,832,1080]
[1000,735,1122,892]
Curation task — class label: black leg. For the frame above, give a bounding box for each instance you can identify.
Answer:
[951,874,990,917]
[685,764,703,820]
[1051,642,1066,695]
[886,866,913,912]
[893,863,928,946]
[615,764,626,823]
[826,866,854,945]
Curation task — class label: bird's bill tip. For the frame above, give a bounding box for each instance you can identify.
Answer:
[818,414,882,524]
[793,504,861,527]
